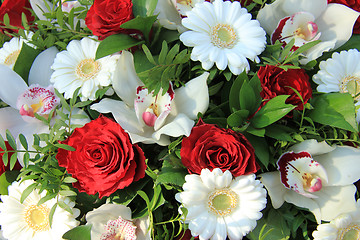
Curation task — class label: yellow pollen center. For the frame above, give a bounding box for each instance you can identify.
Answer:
[208,189,238,217]
[31,100,44,113]
[24,205,50,232]
[210,24,237,49]
[4,50,21,66]
[339,224,360,240]
[177,0,192,6]
[75,58,101,81]
[340,76,360,101]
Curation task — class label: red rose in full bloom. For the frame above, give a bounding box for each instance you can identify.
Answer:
[56,116,147,198]
[0,0,34,34]
[85,0,134,40]
[257,65,312,111]
[0,142,22,176]
[180,120,259,177]
[328,0,360,34]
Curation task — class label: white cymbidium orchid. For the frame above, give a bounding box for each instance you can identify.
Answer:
[91,50,209,146]
[260,139,360,223]
[0,46,89,165]
[257,0,360,63]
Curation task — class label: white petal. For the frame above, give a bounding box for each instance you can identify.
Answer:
[0,65,28,108]
[112,51,143,107]
[90,98,144,134]
[152,113,195,140]
[313,185,357,222]
[0,107,25,137]
[256,0,287,35]
[316,4,360,51]
[211,217,227,240]
[315,145,360,186]
[281,0,327,19]
[28,46,59,87]
[259,172,286,209]
[29,0,51,21]
[289,139,335,156]
[173,72,209,119]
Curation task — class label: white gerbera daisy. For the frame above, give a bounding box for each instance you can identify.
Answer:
[312,199,360,240]
[0,32,35,69]
[175,168,267,240]
[50,37,119,101]
[179,0,266,75]
[313,49,360,99]
[0,180,80,240]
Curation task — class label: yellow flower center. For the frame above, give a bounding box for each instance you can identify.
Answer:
[24,205,50,232]
[75,58,101,81]
[339,224,360,240]
[177,0,192,6]
[340,76,360,101]
[4,50,21,66]
[208,189,238,217]
[210,24,237,49]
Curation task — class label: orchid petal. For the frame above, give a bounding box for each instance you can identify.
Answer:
[313,185,357,222]
[256,0,287,35]
[316,3,360,51]
[259,172,286,209]
[173,72,209,119]
[0,107,25,137]
[28,46,59,87]
[112,51,143,107]
[152,113,195,141]
[130,130,171,146]
[90,98,144,134]
[283,189,322,223]
[281,0,327,19]
[289,139,335,156]
[29,0,51,21]
[314,145,360,186]
[0,65,28,108]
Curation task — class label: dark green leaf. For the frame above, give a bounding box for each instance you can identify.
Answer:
[95,34,144,60]
[54,144,76,151]
[19,134,28,150]
[227,110,249,127]
[5,129,16,150]
[0,170,19,195]
[229,71,247,112]
[132,0,158,17]
[120,15,158,42]
[156,167,187,186]
[13,43,41,82]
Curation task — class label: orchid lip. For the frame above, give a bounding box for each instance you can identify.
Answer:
[16,84,60,121]
[277,151,328,198]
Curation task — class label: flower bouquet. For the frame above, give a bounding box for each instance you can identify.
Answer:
[0,0,360,239]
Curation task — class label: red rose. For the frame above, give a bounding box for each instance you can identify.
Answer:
[56,116,147,198]
[239,0,253,6]
[0,0,34,34]
[180,120,259,177]
[0,142,22,176]
[85,0,134,40]
[257,65,312,111]
[328,0,360,34]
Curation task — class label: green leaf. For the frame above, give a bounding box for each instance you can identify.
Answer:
[251,95,295,129]
[13,43,41,82]
[158,41,168,65]
[56,7,64,27]
[19,134,28,150]
[63,225,92,240]
[37,193,58,206]
[0,134,6,150]
[266,124,296,142]
[132,0,158,17]
[227,110,249,127]
[49,203,57,227]
[95,34,145,60]
[20,182,38,203]
[59,190,77,197]
[0,170,19,195]
[229,71,247,112]
[309,93,358,132]
[9,153,17,170]
[5,129,16,150]
[58,200,73,214]
[245,134,269,168]
[120,15,158,42]
[156,167,187,186]
[63,177,78,184]
[54,144,76,151]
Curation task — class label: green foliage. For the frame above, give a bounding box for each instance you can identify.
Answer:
[138,42,190,96]
[63,225,92,240]
[0,170,19,195]
[309,93,358,132]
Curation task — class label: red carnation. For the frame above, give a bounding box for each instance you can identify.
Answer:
[181,119,259,177]
[56,116,147,198]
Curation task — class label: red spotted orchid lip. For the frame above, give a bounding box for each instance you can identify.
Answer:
[277,151,328,198]
[271,12,320,50]
[16,84,60,120]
